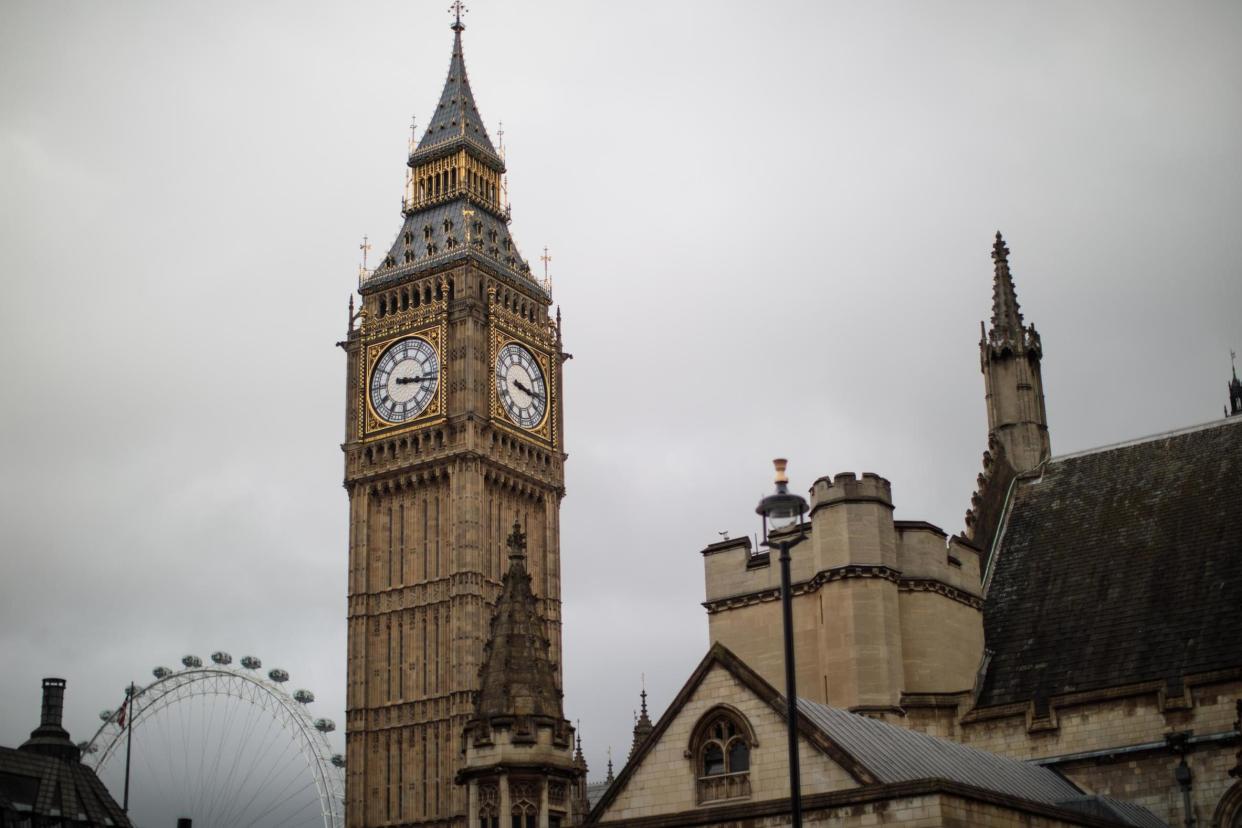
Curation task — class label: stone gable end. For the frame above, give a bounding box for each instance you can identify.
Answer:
[596,664,855,822]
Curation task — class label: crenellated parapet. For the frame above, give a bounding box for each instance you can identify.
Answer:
[703,470,985,713]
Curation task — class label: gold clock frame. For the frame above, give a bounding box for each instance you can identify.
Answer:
[359,323,447,441]
[488,295,557,448]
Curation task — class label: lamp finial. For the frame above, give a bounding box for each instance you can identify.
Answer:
[773,458,788,486]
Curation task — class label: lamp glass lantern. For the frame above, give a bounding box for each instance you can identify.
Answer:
[757,458,809,540]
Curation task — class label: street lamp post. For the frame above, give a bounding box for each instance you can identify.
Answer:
[756,458,810,828]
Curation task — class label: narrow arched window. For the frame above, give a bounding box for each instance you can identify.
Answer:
[691,708,753,804]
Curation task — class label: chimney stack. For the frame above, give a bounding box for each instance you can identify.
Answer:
[20,677,81,762]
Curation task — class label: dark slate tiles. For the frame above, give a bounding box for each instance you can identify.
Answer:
[979,418,1242,709]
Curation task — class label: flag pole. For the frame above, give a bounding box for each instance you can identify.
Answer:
[122,682,135,813]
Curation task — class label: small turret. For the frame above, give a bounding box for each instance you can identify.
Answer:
[980,231,1050,474]
[459,516,584,827]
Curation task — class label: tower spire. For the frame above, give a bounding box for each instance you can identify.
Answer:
[978,230,1050,477]
[988,231,1025,348]
[416,13,497,157]
[472,515,560,720]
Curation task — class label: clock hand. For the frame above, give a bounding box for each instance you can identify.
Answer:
[395,376,426,385]
[512,379,543,400]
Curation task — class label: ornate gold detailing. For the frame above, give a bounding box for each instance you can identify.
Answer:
[358,286,449,441]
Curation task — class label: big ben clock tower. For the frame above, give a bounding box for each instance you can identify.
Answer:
[339,12,567,827]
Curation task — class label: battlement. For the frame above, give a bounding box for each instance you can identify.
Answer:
[811,472,893,511]
[703,466,984,710]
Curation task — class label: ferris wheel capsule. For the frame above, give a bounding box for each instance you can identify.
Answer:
[182,655,203,669]
[268,669,289,683]
[211,651,232,665]
[314,718,335,733]
[331,754,345,768]
[293,689,315,704]
[153,666,173,679]
[241,656,262,670]
[99,709,114,722]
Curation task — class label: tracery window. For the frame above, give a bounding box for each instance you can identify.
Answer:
[692,708,753,805]
[509,780,538,828]
[478,781,499,828]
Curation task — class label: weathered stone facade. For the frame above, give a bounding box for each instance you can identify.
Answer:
[589,646,1162,827]
[341,22,567,828]
[699,234,1241,827]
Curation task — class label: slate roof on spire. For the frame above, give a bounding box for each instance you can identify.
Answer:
[473,520,563,721]
[989,231,1025,344]
[414,26,500,163]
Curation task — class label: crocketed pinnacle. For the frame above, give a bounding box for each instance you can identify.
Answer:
[989,231,1025,345]
[416,24,499,161]
[629,682,654,759]
[574,727,587,771]
[474,518,563,720]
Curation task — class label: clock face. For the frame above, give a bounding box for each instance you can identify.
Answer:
[495,342,547,429]
[370,337,440,423]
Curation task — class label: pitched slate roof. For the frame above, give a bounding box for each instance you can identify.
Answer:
[414,26,500,162]
[368,200,535,294]
[0,747,131,826]
[797,699,1082,805]
[590,644,1163,826]
[979,416,1242,708]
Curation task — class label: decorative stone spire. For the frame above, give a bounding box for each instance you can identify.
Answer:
[629,678,653,759]
[978,231,1050,476]
[988,231,1026,349]
[606,747,615,784]
[574,725,587,772]
[472,518,563,720]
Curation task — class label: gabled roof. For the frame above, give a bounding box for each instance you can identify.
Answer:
[589,644,1161,826]
[980,416,1242,708]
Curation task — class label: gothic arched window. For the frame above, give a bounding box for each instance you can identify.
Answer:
[690,707,754,805]
[509,780,539,828]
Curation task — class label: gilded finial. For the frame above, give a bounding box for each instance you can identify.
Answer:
[497,121,505,158]
[359,235,372,271]
[540,245,553,294]
[449,1,467,31]
[773,458,789,486]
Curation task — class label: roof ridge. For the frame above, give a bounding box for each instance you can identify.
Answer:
[1049,414,1242,463]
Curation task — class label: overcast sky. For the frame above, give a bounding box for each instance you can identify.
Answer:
[2,0,1240,815]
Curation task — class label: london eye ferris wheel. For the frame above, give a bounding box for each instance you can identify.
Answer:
[81,651,344,828]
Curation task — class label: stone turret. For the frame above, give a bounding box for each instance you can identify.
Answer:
[458,519,583,828]
[702,465,984,718]
[980,232,1050,474]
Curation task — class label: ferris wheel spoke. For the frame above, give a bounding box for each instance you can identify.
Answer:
[249,774,322,828]
[81,664,342,828]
